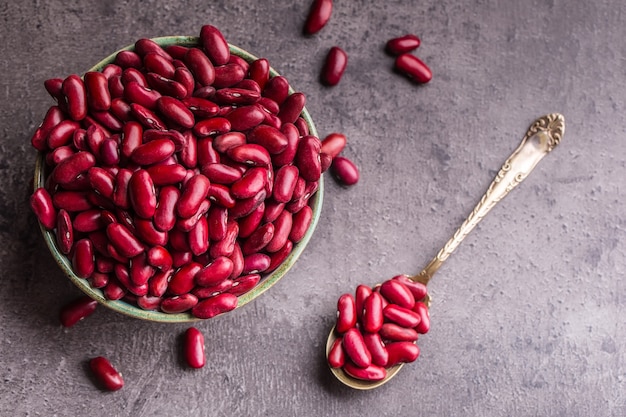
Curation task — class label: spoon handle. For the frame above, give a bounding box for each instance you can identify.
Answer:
[413,113,565,285]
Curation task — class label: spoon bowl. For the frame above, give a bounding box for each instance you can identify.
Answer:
[326,113,565,389]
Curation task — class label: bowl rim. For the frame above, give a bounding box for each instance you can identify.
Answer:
[34,35,323,323]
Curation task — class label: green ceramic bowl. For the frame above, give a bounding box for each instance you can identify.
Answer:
[34,36,323,323]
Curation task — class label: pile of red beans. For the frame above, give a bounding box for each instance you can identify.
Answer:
[327,275,430,381]
[29,24,346,320]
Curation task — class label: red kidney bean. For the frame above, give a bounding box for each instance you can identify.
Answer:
[343,362,386,381]
[70,128,88,152]
[180,133,198,168]
[128,169,157,219]
[231,167,267,199]
[247,125,288,155]
[277,92,306,125]
[395,53,432,84]
[161,293,198,313]
[102,63,122,79]
[157,96,195,129]
[31,105,65,151]
[85,124,105,157]
[119,120,142,160]
[130,103,167,130]
[115,49,142,69]
[56,209,73,255]
[242,252,271,274]
[106,223,144,258]
[185,47,215,86]
[379,323,419,342]
[193,117,231,137]
[226,273,258,296]
[228,54,250,73]
[146,72,188,99]
[59,296,98,327]
[391,275,428,301]
[320,132,346,159]
[130,252,155,286]
[108,75,125,99]
[289,205,312,243]
[354,284,372,320]
[248,58,270,90]
[52,191,92,212]
[173,67,195,97]
[257,97,279,115]
[103,279,126,300]
[228,143,271,166]
[73,209,103,233]
[336,293,357,334]
[191,293,238,319]
[331,156,359,186]
[84,71,111,111]
[131,139,176,166]
[89,271,110,288]
[237,202,265,239]
[385,342,420,367]
[242,222,275,255]
[149,268,173,297]
[193,279,233,299]
[44,77,64,98]
[295,135,322,182]
[192,85,216,100]
[386,34,421,55]
[177,174,210,218]
[182,96,219,118]
[111,168,132,210]
[122,67,148,88]
[413,301,430,334]
[144,164,185,187]
[327,337,345,368]
[47,120,81,149]
[88,190,115,211]
[383,304,421,328]
[269,124,297,167]
[230,187,267,218]
[100,137,120,165]
[188,216,209,256]
[273,165,299,203]
[124,81,161,109]
[62,74,87,121]
[46,144,75,166]
[228,242,245,279]
[265,210,292,253]
[30,188,57,229]
[146,245,173,271]
[87,167,115,199]
[225,105,265,131]
[90,356,124,391]
[363,333,389,367]
[266,239,293,273]
[380,279,415,309]
[165,45,189,60]
[168,262,202,295]
[321,46,348,86]
[262,200,284,223]
[362,292,384,333]
[214,87,261,106]
[342,328,371,368]
[320,152,332,173]
[72,238,95,278]
[151,185,178,232]
[208,183,236,208]
[213,64,246,88]
[201,163,242,185]
[195,256,234,287]
[199,24,230,66]
[144,129,187,151]
[144,52,175,79]
[304,0,333,35]
[177,199,210,232]
[211,132,245,154]
[137,295,162,310]
[134,218,168,247]
[184,327,206,368]
[135,38,172,60]
[91,110,123,132]
[262,75,290,105]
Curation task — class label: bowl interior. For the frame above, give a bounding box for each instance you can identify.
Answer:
[34,36,323,323]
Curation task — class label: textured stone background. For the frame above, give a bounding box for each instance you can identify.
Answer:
[1,0,624,416]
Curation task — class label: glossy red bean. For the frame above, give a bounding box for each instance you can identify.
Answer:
[266,239,293,273]
[262,200,284,223]
[131,139,176,166]
[106,223,144,258]
[184,327,206,368]
[321,46,348,86]
[144,164,185,187]
[135,38,172,60]
[87,167,115,199]
[295,135,322,182]
[31,105,65,151]
[213,64,246,88]
[231,167,267,199]
[62,74,87,121]
[386,34,421,55]
[149,268,173,297]
[165,44,189,60]
[30,188,57,229]
[100,137,120,165]
[72,238,95,278]
[342,328,371,368]
[84,71,111,111]
[362,292,384,333]
[228,143,271,167]
[392,275,428,301]
[55,209,73,255]
[185,48,215,86]
[385,342,420,367]
[272,165,299,203]
[157,96,195,129]
[188,216,209,256]
[134,218,168,246]
[193,117,231,137]
[161,293,198,314]
[236,202,265,239]
[289,205,312,243]
[59,296,98,327]
[102,63,122,80]
[265,210,292,253]
[195,256,234,287]
[130,253,155,286]
[277,92,306,125]
[247,125,288,154]
[144,52,175,79]
[137,295,162,310]
[242,253,271,274]
[262,75,290,105]
[146,72,188,99]
[248,58,270,90]
[225,105,265,131]
[146,245,173,271]
[208,183,236,209]
[90,356,124,391]
[115,50,142,69]
[394,53,432,84]
[128,169,157,219]
[363,333,389,367]
[124,81,161,109]
[168,262,202,295]
[379,323,419,342]
[336,293,357,334]
[191,293,238,319]
[201,163,242,185]
[413,301,430,334]
[108,76,125,99]
[52,191,92,212]
[214,87,261,106]
[182,96,220,118]
[173,67,195,97]
[343,362,386,381]
[111,168,131,210]
[330,156,359,186]
[383,304,421,328]
[303,0,333,35]
[200,24,230,66]
[354,284,372,320]
[327,337,345,368]
[320,132,347,159]
[177,174,210,218]
[227,273,259,296]
[242,222,275,255]
[130,103,166,130]
[47,120,81,149]
[72,209,103,233]
[210,132,244,154]
[103,279,126,300]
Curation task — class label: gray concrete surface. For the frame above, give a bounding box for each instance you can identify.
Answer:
[1,0,624,415]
